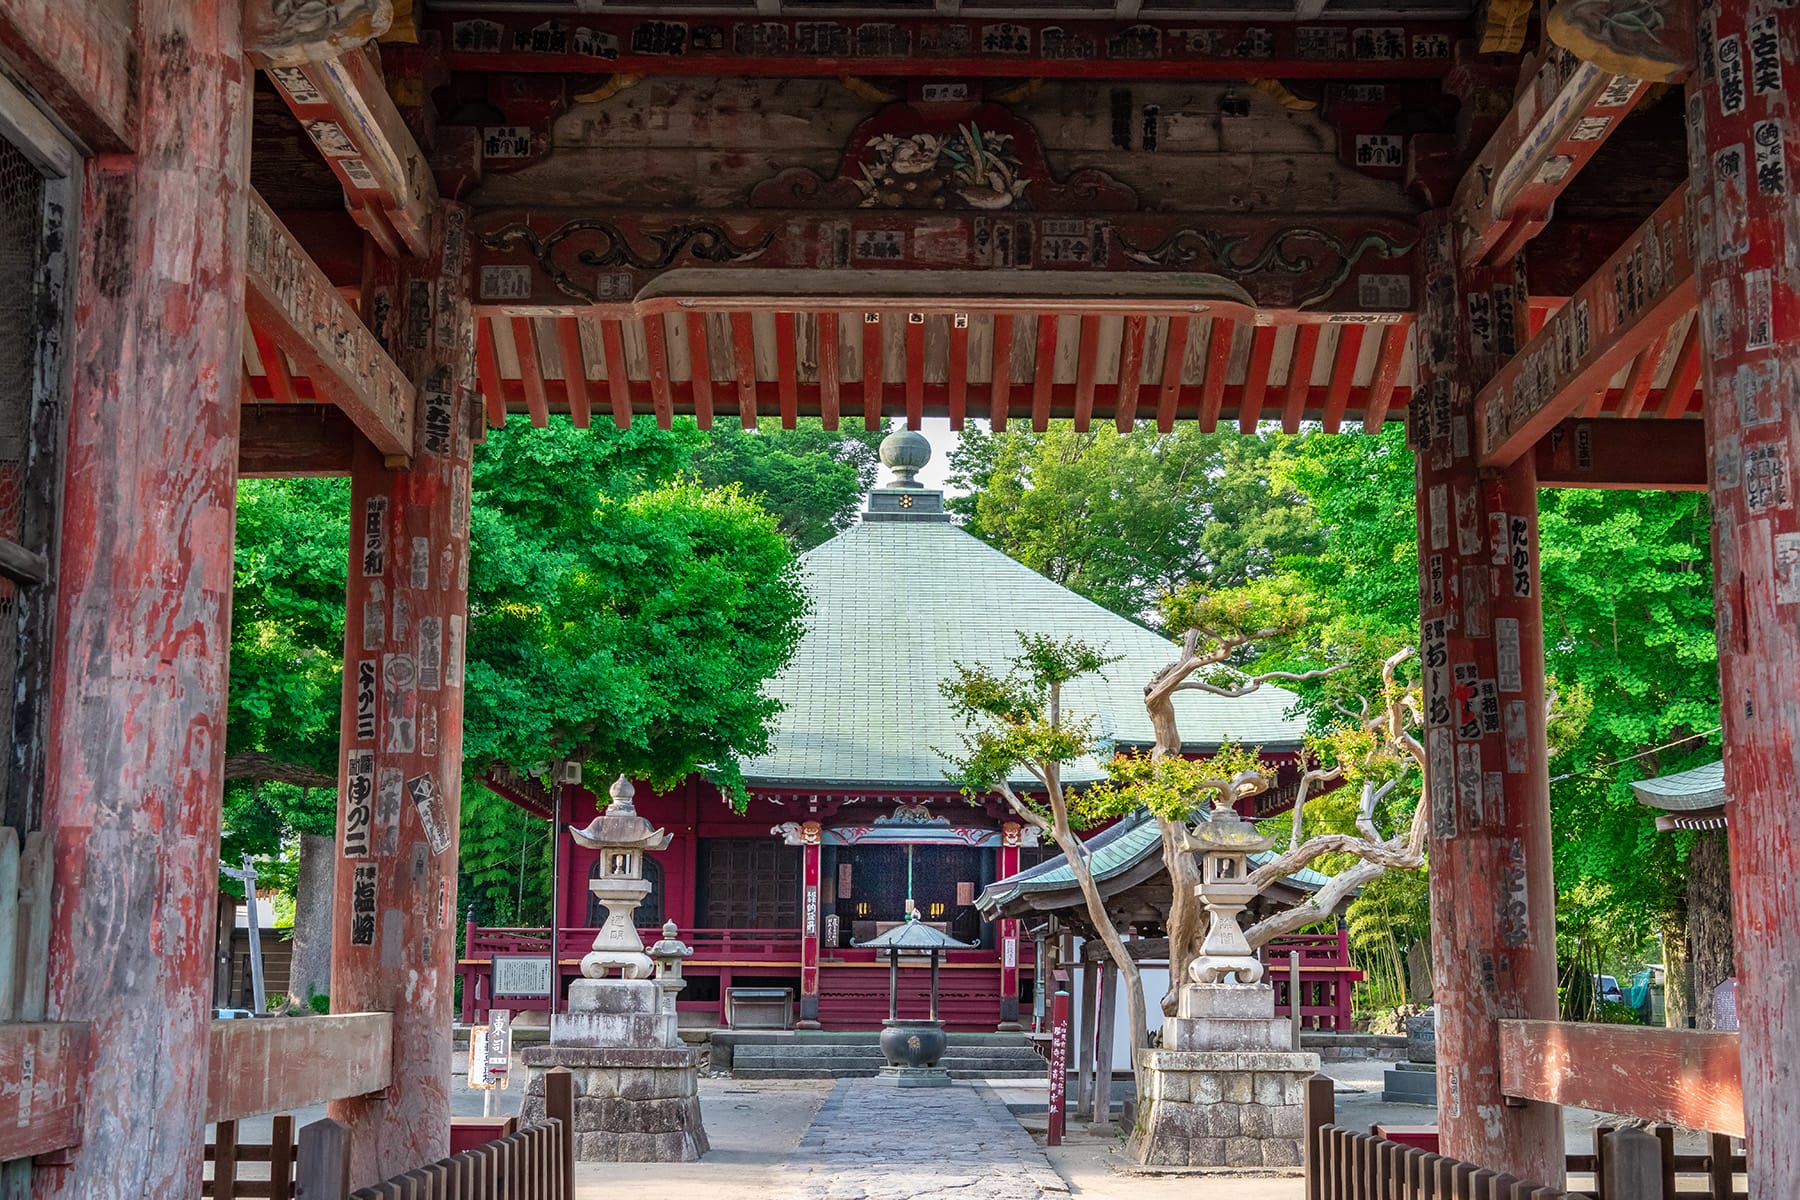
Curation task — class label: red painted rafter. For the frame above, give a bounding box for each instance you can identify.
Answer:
[905,314,926,430]
[1362,319,1410,431]
[1200,318,1234,433]
[1156,316,1189,433]
[1656,318,1702,420]
[642,313,676,429]
[817,311,841,431]
[861,312,884,431]
[776,311,800,428]
[1032,314,1058,432]
[253,49,435,258]
[1073,314,1102,432]
[1280,324,1322,434]
[251,324,298,405]
[511,317,550,427]
[731,311,759,428]
[557,318,591,428]
[600,318,632,430]
[1320,323,1365,434]
[477,319,507,428]
[1115,314,1146,432]
[1239,325,1277,432]
[947,315,969,431]
[1477,189,1694,467]
[245,194,413,456]
[990,314,1015,432]
[1455,55,1650,268]
[1615,329,1669,420]
[686,312,715,430]
[436,14,1466,81]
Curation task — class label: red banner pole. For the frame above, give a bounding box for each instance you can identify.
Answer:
[1048,987,1071,1146]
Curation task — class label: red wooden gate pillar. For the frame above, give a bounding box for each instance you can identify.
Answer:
[328,204,475,1185]
[33,8,250,1197]
[997,821,1023,1029]
[1687,7,1800,1189]
[1412,212,1563,1186]
[798,820,822,1028]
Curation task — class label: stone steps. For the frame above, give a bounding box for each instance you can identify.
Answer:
[722,1034,1049,1080]
[732,1066,1051,1080]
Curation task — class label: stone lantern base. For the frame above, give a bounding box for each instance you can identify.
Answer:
[518,978,707,1162]
[1125,1048,1320,1170]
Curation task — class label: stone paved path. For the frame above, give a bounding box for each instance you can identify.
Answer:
[780,1079,1069,1200]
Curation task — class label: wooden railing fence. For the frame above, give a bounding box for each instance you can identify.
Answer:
[1302,1074,1725,1200]
[205,1115,296,1199]
[290,1072,574,1200]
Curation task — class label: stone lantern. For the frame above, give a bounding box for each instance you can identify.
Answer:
[1178,805,1279,987]
[568,775,672,980]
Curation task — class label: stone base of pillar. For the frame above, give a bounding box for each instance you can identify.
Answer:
[876,1065,953,1088]
[1124,1048,1321,1171]
[520,1046,708,1162]
[520,975,707,1162]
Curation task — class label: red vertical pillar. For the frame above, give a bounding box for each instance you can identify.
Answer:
[1412,212,1562,1185]
[1688,9,1800,1190]
[997,821,1023,1029]
[328,205,475,1185]
[35,6,249,1196]
[798,820,822,1028]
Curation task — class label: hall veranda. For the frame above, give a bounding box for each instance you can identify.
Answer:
[0,0,1783,1194]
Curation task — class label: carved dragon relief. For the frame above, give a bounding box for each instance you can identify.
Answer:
[1546,0,1693,82]
[749,100,1138,213]
[246,0,393,65]
[1118,226,1415,309]
[476,219,774,304]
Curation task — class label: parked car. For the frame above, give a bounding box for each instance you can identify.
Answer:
[1594,974,1624,1005]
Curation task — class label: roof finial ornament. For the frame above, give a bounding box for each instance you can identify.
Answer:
[879,429,931,489]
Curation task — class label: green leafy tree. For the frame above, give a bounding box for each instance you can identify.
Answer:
[945,425,1321,621]
[689,421,884,551]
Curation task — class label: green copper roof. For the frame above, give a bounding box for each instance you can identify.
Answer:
[975,808,1331,917]
[739,491,1308,788]
[855,917,976,951]
[1630,760,1726,812]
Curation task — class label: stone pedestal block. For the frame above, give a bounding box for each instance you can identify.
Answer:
[1160,984,1290,1052]
[1125,1048,1320,1171]
[519,1046,709,1163]
[554,979,677,1049]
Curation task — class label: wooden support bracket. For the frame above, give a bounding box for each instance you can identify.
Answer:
[239,405,362,477]
[1455,51,1650,268]
[1477,189,1693,467]
[1499,1020,1743,1137]
[0,1022,90,1162]
[1537,418,1706,490]
[245,193,415,458]
[253,46,436,258]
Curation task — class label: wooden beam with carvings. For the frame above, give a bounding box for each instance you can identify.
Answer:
[207,1012,394,1124]
[0,1022,90,1161]
[245,0,389,67]
[239,405,362,477]
[1499,1019,1743,1136]
[1476,188,1693,468]
[1546,0,1695,82]
[1454,49,1651,268]
[1535,417,1706,490]
[255,47,437,258]
[245,192,415,459]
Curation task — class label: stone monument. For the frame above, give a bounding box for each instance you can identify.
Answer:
[1126,804,1321,1171]
[521,777,708,1162]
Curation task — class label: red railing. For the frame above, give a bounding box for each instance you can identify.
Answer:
[1262,929,1361,1032]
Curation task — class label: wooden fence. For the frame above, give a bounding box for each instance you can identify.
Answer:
[205,1115,296,1199]
[1303,1074,1725,1200]
[243,1073,574,1200]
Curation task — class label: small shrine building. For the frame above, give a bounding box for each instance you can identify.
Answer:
[465,433,1309,1032]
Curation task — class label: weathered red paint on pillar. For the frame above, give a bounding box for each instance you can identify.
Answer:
[328,204,475,1186]
[1047,987,1070,1146]
[798,820,822,1028]
[997,821,1022,1029]
[1688,5,1800,1189]
[34,4,250,1196]
[1412,212,1563,1185]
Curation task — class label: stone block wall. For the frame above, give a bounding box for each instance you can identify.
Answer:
[1125,1049,1320,1170]
[520,1046,708,1162]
